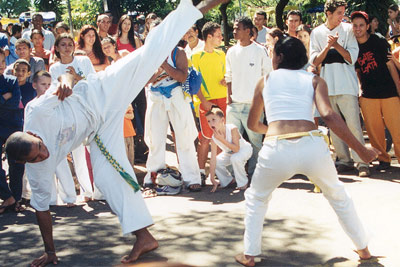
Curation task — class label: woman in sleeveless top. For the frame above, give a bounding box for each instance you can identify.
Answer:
[116,15,142,52]
[235,37,379,267]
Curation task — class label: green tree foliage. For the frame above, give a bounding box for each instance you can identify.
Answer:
[347,0,396,35]
[62,0,103,30]
[34,0,66,21]
[0,0,32,18]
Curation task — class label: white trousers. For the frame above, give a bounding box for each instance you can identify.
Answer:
[71,145,93,198]
[50,159,77,205]
[244,132,368,255]
[216,142,252,188]
[144,87,200,186]
[82,0,202,235]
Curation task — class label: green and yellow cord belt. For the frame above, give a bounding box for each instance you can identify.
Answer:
[94,134,140,192]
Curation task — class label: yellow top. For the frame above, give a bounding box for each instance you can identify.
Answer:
[191,49,227,101]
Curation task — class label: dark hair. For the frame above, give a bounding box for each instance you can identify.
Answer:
[287,10,302,22]
[11,24,22,36]
[101,36,117,46]
[14,58,31,72]
[202,22,221,41]
[54,33,75,59]
[274,36,308,70]
[15,38,31,49]
[23,21,29,29]
[389,4,399,12]
[324,0,347,14]
[55,22,70,32]
[235,16,254,37]
[268,27,285,39]
[205,106,225,117]
[33,70,51,83]
[255,10,267,20]
[5,132,33,161]
[30,29,44,39]
[296,24,311,35]
[32,13,43,21]
[77,25,106,64]
[116,15,137,50]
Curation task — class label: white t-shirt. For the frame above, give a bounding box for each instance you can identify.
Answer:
[309,22,359,96]
[49,56,96,83]
[22,28,55,50]
[225,42,272,103]
[184,39,205,58]
[256,26,268,44]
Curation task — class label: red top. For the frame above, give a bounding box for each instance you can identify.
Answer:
[117,38,135,52]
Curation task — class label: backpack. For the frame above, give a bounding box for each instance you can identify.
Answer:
[172,47,202,95]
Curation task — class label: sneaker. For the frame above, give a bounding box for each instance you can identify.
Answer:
[358,166,370,177]
[376,161,390,171]
[336,164,354,173]
[155,185,181,195]
[201,173,206,187]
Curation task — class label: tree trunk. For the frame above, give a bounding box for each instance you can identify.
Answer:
[107,0,122,23]
[220,2,229,47]
[275,0,289,31]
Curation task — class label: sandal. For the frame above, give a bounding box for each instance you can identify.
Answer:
[188,184,201,192]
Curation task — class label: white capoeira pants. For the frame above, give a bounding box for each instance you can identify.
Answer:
[78,0,203,235]
[243,132,369,255]
[144,87,200,186]
[71,145,93,198]
[50,159,77,205]
[216,143,252,188]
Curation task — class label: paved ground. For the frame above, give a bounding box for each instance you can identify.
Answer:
[1,144,400,267]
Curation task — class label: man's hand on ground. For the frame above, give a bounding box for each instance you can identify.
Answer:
[31,252,58,267]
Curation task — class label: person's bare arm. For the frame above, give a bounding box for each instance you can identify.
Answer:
[197,0,230,15]
[196,88,213,111]
[387,59,400,96]
[332,38,352,64]
[247,76,268,134]
[30,210,58,267]
[161,48,188,82]
[213,127,240,153]
[226,82,233,105]
[313,76,379,163]
[54,73,74,100]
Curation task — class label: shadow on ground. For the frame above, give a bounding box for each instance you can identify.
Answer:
[0,204,385,267]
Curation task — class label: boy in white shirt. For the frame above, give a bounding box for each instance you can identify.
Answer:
[206,106,252,192]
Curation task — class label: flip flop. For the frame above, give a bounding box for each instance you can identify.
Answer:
[188,184,201,192]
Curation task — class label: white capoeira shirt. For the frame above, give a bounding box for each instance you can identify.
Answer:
[49,56,96,83]
[23,0,203,233]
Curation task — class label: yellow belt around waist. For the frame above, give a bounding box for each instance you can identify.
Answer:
[264,131,329,144]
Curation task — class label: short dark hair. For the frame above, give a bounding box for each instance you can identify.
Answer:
[296,24,311,35]
[11,24,22,36]
[32,13,43,21]
[235,16,254,37]
[54,33,75,59]
[274,36,308,70]
[287,10,302,22]
[55,22,70,32]
[268,27,285,40]
[30,29,44,39]
[205,106,225,118]
[33,70,51,83]
[202,22,221,41]
[324,0,347,14]
[15,38,31,49]
[389,4,399,12]
[5,132,33,161]
[14,58,31,72]
[255,10,267,20]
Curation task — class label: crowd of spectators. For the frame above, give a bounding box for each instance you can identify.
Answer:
[1,0,400,213]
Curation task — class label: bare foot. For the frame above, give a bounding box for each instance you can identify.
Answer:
[121,228,159,264]
[31,252,58,267]
[356,246,372,260]
[235,253,255,267]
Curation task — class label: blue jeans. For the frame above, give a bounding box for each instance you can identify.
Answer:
[0,137,24,202]
[226,102,263,176]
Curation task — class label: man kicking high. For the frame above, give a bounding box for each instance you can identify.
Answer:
[4,0,228,266]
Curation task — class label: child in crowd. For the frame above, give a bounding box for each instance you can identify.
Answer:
[12,59,36,107]
[206,106,252,192]
[0,48,25,214]
[31,29,51,70]
[296,24,311,58]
